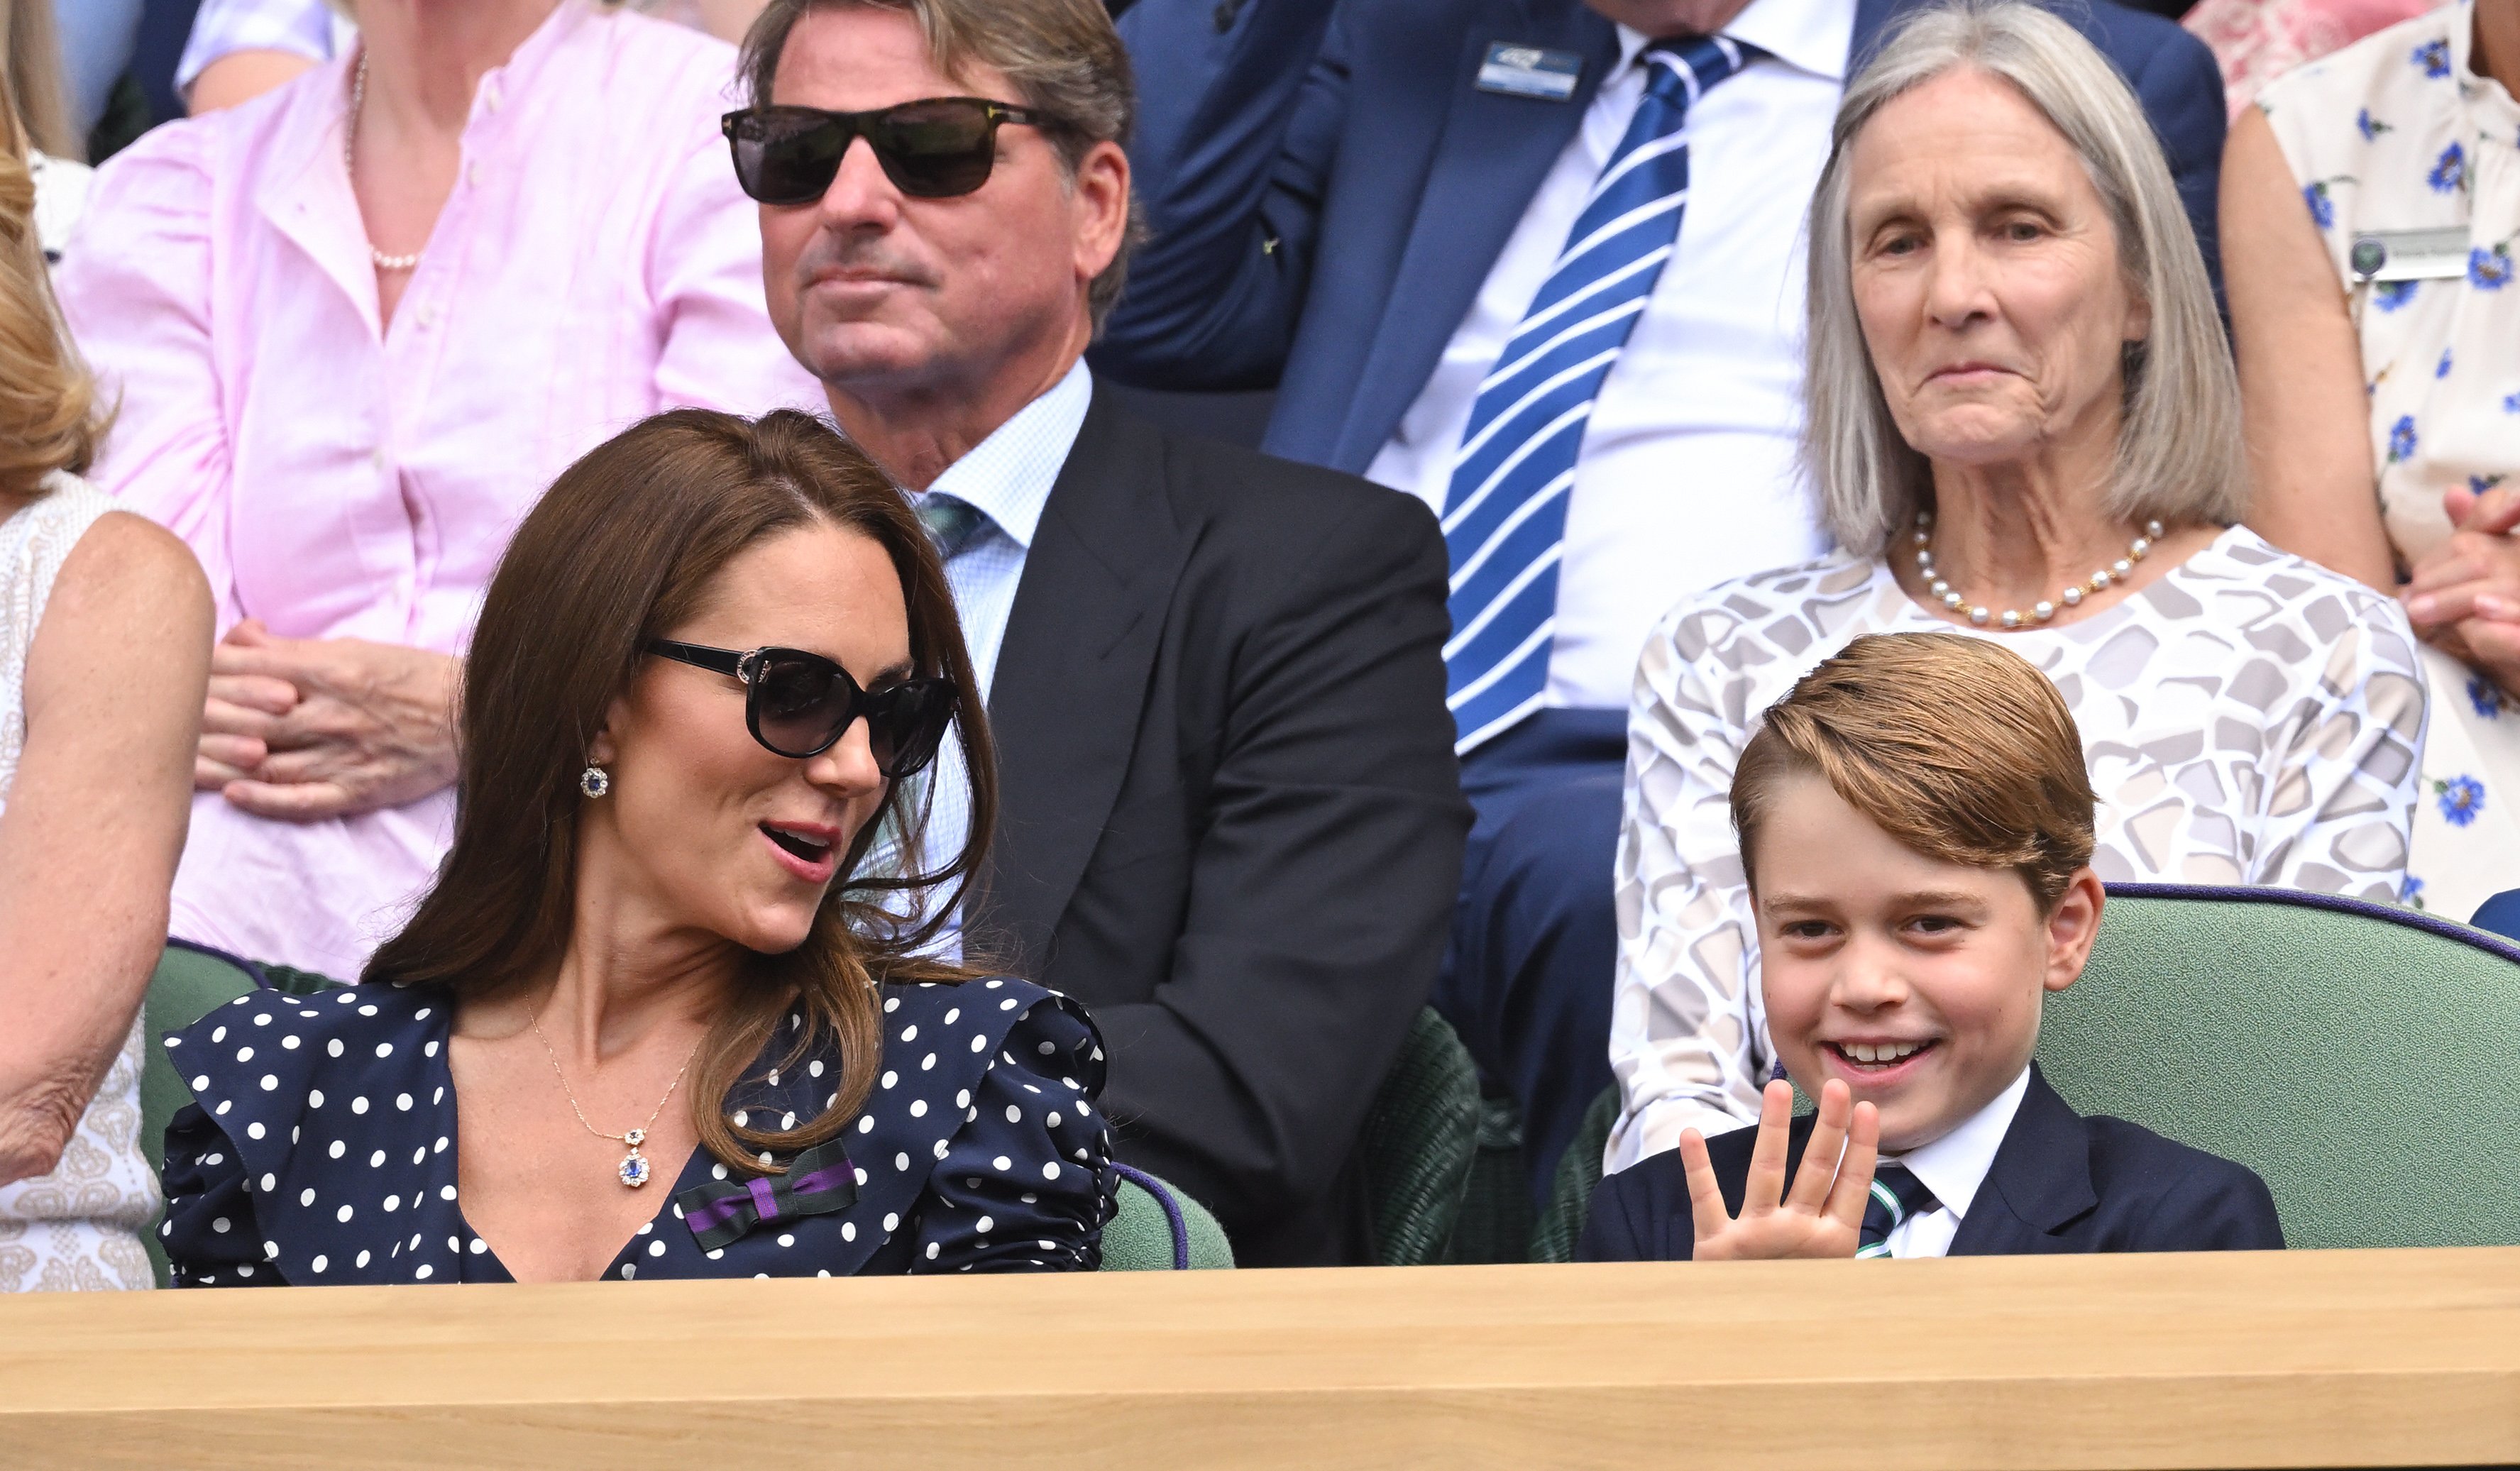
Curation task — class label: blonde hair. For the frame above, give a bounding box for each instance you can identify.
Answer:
[0,63,101,501]
[1801,0,2245,557]
[1,0,77,161]
[1732,633,2098,910]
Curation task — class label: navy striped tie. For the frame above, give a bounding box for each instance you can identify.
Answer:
[1441,35,1760,752]
[1856,1163,1939,1258]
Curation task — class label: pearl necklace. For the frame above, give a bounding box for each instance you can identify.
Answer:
[346,53,424,274]
[1912,512,2165,630]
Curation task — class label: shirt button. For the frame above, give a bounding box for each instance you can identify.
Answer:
[466,162,483,188]
[416,303,438,328]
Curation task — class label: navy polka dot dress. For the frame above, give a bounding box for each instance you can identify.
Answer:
[157,977,1115,1284]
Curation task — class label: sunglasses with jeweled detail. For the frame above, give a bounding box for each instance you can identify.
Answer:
[646,640,957,778]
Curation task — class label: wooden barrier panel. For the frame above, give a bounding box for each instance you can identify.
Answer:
[4,1247,2518,1468]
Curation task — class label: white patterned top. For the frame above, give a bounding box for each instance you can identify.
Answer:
[1605,528,2428,1170]
[0,475,160,1291]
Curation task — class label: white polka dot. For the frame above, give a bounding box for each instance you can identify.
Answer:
[236,1046,254,1063]
[857,1116,874,1134]
[621,1264,637,1279]
[817,1269,831,1278]
[383,1195,400,1212]
[434,1136,449,1152]
[258,1173,275,1191]
[884,997,899,1013]
[309,1089,324,1108]
[259,1074,278,1091]
[781,1112,796,1129]
[299,1187,317,1206]
[992,1156,1011,1171]
[441,1186,457,1201]
[777,1233,795,1248]
[881,1071,898,1089]
[842,1222,856,1241]
[357,1004,378,1017]
[944,1008,959,1025]
[1001,998,1019,1011]
[337,1205,354,1223]
[758,1150,773,1164]
[955,1090,971,1108]
[1046,1112,1062,1128]
[468,1238,487,1255]
[395,1093,412,1111]
[909,1100,928,1118]
[237,1265,254,1278]
[1042,1162,1061,1181]
[976,1215,994,1233]
[1077,1102,1091,1117]
[808,1060,825,1078]
[1005,1105,1022,1123]
[433,1089,444,1106]
[446,1236,459,1254]
[894,1152,910,1171]
[711,1163,729,1180]
[326,1039,343,1058]
[370,1150,387,1168]
[1038,1041,1055,1056]
[311,1255,327,1273]
[412,1148,425,1166]
[424,1040,439,1057]
[882,1213,899,1232]
[202,1152,223,1166]
[925,1242,940,1260]
[707,1249,725,1260]
[351,1096,369,1114]
[754,1272,770,1279]
[166,1036,182,1049]
[329,1140,346,1159]
[414,1265,432,1279]
[211,1027,226,1044]
[853,1168,868,1185]
[375,1042,392,1058]
[247,1121,266,1140]
[292,1127,300,1144]
[356,1250,370,1268]
[648,1240,666,1258]
[215,1101,231,1115]
[282,1035,301,1049]
[922,1053,937,1070]
[733,1110,750,1128]
[414,1007,431,1020]
[211,1217,231,1233]
[263,1240,279,1259]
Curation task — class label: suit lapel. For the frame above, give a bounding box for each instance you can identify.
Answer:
[1949,1065,2100,1254]
[1332,0,1620,470]
[971,387,1193,976]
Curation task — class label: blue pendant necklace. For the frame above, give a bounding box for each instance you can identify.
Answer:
[527,1008,703,1189]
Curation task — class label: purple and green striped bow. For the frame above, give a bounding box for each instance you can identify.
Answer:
[676,1139,859,1252]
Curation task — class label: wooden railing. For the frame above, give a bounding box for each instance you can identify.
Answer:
[4,1247,2517,1467]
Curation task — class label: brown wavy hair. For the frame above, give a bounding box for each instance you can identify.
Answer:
[0,62,102,502]
[365,409,995,1176]
[1732,632,2098,913]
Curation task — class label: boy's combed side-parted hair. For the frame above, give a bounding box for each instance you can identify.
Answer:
[1732,633,2098,910]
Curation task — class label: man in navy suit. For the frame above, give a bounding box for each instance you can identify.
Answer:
[1095,0,2228,1204]
[1577,634,2282,1262]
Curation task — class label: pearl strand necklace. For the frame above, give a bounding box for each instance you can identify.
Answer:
[346,53,424,274]
[1913,511,2165,630]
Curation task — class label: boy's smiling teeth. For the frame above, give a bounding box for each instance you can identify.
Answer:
[1837,1040,1926,1064]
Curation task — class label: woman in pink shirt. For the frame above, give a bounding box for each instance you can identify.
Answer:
[55,0,820,979]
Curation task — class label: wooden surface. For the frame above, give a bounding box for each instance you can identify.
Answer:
[5,1247,2518,1468]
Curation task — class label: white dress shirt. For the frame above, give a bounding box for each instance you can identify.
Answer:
[903,359,1094,957]
[1363,0,1851,710]
[1876,1066,2030,1259]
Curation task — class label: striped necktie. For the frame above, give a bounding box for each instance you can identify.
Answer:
[1441,34,1761,752]
[1855,1162,1939,1258]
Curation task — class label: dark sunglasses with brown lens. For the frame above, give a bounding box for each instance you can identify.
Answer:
[722,97,1069,204]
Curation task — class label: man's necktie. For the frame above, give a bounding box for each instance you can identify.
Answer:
[918,494,988,561]
[1440,35,1761,753]
[1856,1162,1939,1258]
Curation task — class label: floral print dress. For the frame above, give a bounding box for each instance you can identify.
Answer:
[2260,0,2520,918]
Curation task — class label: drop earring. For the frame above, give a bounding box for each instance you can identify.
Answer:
[579,765,611,799]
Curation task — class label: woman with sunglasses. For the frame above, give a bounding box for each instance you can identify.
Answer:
[156,409,1115,1284]
[52,0,820,986]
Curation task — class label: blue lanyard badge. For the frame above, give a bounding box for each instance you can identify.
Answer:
[1477,43,1583,101]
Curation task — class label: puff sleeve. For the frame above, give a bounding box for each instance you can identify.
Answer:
[909,994,1115,1273]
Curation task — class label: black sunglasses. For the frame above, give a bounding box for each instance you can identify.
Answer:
[722,97,1067,204]
[647,640,957,778]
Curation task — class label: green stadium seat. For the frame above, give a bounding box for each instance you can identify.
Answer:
[1356,1008,1482,1265]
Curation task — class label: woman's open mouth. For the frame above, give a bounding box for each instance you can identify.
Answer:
[759,822,839,882]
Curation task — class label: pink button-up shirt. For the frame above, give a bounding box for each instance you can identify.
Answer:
[57,0,820,979]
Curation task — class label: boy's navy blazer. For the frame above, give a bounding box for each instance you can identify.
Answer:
[1578,1064,2285,1260]
[1099,0,2226,474]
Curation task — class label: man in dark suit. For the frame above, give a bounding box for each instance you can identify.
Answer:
[1093,0,2229,1205]
[737,0,1470,1266]
[1579,1065,2286,1260]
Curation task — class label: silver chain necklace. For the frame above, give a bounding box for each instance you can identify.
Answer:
[1913,511,2166,629]
[345,53,424,274]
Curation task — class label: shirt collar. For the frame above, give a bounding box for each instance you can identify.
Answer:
[917,358,1091,553]
[1614,0,1852,84]
[1883,1064,2030,1220]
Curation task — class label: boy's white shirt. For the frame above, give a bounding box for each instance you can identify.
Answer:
[1875,1064,2032,1259]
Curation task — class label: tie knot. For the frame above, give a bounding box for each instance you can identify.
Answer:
[1641,35,1761,111]
[1856,1162,1939,1257]
[918,494,989,561]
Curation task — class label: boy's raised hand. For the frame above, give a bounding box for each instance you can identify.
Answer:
[1680,1077,1881,1260]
